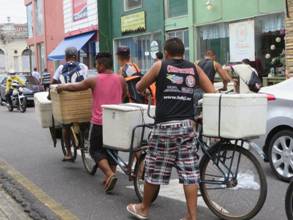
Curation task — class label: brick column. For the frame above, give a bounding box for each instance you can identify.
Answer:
[286,0,293,74]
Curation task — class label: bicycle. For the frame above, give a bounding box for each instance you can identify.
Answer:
[139,96,267,219]
[50,119,96,175]
[286,180,293,220]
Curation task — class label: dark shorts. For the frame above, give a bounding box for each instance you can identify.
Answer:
[89,124,118,166]
[145,120,199,185]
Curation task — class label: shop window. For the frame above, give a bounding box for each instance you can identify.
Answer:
[35,0,44,36]
[255,14,285,76]
[165,0,188,18]
[22,49,32,73]
[26,4,33,38]
[115,33,162,73]
[198,23,230,65]
[30,46,35,70]
[0,49,5,72]
[198,13,285,77]
[79,41,96,70]
[124,0,142,11]
[167,29,190,61]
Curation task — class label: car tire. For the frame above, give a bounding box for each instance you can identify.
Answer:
[268,129,293,182]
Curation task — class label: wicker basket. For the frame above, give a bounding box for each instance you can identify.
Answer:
[50,85,92,124]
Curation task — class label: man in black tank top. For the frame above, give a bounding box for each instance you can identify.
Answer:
[127,38,215,220]
[198,49,232,90]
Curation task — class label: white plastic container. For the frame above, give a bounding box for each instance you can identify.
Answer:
[34,92,53,128]
[102,104,155,151]
[203,94,267,139]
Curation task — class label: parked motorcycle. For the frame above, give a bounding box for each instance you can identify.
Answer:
[7,81,27,113]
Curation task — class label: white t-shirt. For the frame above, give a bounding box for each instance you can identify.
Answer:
[32,71,41,81]
[53,63,88,82]
[233,64,258,94]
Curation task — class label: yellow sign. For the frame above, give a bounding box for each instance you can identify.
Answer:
[121,11,146,34]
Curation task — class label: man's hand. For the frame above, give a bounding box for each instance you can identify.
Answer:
[56,85,64,94]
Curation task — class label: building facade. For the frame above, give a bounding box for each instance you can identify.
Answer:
[48,0,99,72]
[24,0,65,74]
[101,0,165,73]
[0,22,29,73]
[165,0,285,77]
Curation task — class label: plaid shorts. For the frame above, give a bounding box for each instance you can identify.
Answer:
[145,120,200,185]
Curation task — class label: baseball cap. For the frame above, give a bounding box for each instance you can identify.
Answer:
[116,47,130,57]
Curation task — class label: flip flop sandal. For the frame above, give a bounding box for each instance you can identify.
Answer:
[104,175,118,193]
[126,204,148,220]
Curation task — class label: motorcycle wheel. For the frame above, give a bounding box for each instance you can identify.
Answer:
[19,98,27,113]
[7,104,13,112]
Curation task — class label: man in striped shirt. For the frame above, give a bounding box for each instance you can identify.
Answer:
[41,68,51,91]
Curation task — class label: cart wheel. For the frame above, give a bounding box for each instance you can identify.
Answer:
[80,128,97,175]
[134,152,160,203]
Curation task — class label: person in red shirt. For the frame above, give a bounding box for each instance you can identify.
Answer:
[57,53,127,193]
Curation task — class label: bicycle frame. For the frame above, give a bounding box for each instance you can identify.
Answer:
[106,123,154,181]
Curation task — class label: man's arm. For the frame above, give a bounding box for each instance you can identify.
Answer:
[215,62,233,90]
[57,78,95,93]
[196,65,216,93]
[136,61,161,93]
[51,66,62,85]
[119,76,128,99]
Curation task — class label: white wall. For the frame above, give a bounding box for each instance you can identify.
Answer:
[63,0,98,34]
[0,39,29,73]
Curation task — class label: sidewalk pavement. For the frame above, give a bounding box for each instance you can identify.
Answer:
[0,186,32,220]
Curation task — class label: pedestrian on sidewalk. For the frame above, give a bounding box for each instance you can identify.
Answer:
[56,52,127,193]
[41,68,51,91]
[126,38,215,220]
[32,67,41,82]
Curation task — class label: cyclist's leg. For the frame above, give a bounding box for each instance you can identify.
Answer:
[176,131,200,220]
[63,126,72,159]
[89,124,117,191]
[5,89,13,106]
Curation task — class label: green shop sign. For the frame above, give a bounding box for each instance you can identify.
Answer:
[121,11,146,35]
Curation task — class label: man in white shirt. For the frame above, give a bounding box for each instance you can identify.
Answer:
[51,47,88,161]
[32,68,41,82]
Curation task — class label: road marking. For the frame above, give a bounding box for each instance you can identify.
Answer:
[0,160,80,220]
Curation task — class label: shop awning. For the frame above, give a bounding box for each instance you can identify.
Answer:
[48,32,95,61]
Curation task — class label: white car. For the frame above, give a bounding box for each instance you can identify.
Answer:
[254,78,293,181]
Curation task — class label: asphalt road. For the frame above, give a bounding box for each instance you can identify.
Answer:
[0,107,289,220]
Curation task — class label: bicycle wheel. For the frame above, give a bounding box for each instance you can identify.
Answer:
[286,181,293,220]
[199,143,267,220]
[61,127,77,161]
[134,153,160,203]
[80,128,97,175]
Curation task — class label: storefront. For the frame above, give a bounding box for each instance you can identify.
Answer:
[48,0,98,72]
[194,0,286,81]
[198,14,285,77]
[110,0,164,73]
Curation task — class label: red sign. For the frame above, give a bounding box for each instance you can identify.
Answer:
[72,0,88,21]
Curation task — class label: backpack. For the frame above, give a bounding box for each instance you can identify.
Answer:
[247,70,262,93]
[60,62,84,84]
[122,63,142,78]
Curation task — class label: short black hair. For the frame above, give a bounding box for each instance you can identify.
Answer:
[96,52,113,69]
[242,59,251,65]
[156,52,163,60]
[44,68,48,72]
[164,38,185,57]
[33,67,37,71]
[116,47,130,60]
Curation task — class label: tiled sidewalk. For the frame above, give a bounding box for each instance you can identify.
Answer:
[0,187,31,220]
